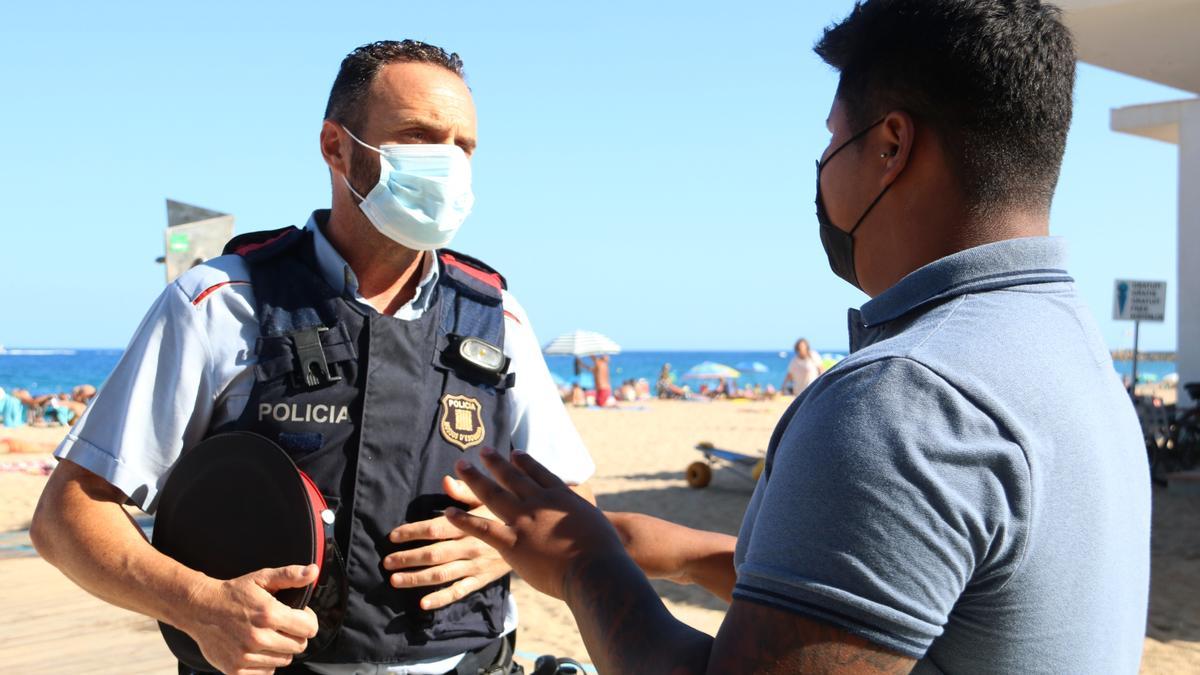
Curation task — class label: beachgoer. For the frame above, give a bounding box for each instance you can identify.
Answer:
[579,355,612,407]
[0,435,56,454]
[0,388,28,427]
[656,363,687,399]
[31,40,594,675]
[439,4,1151,673]
[782,338,824,395]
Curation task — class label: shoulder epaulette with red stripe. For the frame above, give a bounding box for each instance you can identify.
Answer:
[222,226,303,261]
[438,249,507,291]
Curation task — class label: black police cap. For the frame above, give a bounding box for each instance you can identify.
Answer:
[152,431,346,671]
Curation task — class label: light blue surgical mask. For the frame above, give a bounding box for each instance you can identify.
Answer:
[341,126,475,251]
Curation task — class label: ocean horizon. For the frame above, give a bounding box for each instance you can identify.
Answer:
[0,347,1181,394]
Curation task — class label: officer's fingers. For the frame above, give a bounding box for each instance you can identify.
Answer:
[477,448,543,499]
[390,559,474,589]
[443,474,483,507]
[445,509,519,552]
[383,539,466,570]
[268,604,320,641]
[247,626,307,657]
[256,564,319,592]
[238,647,295,668]
[418,574,486,610]
[511,450,568,489]
[454,459,522,520]
[388,516,463,544]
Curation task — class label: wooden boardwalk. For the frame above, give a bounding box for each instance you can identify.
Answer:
[0,556,176,673]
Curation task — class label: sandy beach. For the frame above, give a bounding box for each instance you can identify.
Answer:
[1,399,1197,673]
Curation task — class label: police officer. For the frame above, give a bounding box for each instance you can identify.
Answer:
[31,40,595,675]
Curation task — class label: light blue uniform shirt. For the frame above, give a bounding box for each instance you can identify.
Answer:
[734,237,1150,674]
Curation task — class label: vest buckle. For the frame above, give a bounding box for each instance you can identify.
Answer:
[290,327,342,389]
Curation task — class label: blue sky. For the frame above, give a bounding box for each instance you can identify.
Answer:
[0,1,1187,352]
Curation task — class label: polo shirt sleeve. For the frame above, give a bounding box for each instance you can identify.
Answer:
[499,291,595,485]
[54,281,220,513]
[733,357,1030,658]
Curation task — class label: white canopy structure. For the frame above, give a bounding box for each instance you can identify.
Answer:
[1059,0,1200,403]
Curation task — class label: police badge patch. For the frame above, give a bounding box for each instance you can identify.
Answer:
[439,394,485,451]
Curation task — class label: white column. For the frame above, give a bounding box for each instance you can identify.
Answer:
[1178,99,1200,405]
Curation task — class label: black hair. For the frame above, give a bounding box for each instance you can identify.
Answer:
[324,40,465,133]
[815,0,1076,214]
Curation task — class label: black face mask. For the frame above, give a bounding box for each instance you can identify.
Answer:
[816,117,893,290]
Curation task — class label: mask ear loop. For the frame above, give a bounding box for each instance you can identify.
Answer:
[818,117,897,236]
[338,125,383,204]
[340,125,384,155]
[818,116,886,171]
[848,182,893,236]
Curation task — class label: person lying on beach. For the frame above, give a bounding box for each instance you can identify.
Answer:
[439,3,1150,673]
[1,385,95,428]
[0,435,58,454]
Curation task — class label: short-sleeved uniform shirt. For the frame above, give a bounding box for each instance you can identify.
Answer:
[733,237,1150,674]
[56,212,595,674]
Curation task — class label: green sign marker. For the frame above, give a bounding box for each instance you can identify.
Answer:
[168,232,191,253]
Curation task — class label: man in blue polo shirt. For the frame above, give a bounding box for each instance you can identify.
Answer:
[436,1,1152,674]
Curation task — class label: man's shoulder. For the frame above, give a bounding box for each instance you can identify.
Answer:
[786,353,1004,465]
[172,254,255,307]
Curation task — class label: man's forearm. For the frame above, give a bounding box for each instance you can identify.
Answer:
[564,551,714,675]
[606,512,737,601]
[31,462,207,630]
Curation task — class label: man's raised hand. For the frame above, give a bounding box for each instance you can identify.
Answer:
[445,448,625,600]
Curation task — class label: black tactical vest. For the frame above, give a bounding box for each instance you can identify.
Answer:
[216,223,515,665]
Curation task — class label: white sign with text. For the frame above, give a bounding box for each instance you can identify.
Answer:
[1113,280,1167,322]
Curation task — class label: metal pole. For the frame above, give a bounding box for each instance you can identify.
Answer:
[1130,320,1141,397]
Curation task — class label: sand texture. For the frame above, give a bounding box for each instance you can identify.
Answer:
[1,398,1197,673]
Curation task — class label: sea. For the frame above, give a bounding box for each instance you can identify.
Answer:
[0,347,1179,394]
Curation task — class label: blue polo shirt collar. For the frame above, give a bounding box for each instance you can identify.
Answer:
[850,236,1072,345]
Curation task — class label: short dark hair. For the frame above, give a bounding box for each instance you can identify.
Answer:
[324,40,465,133]
[815,0,1076,214]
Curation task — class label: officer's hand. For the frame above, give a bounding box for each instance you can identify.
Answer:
[383,475,512,611]
[446,449,626,601]
[183,564,320,675]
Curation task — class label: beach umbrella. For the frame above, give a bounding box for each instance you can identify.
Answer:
[549,372,569,388]
[542,330,621,357]
[683,361,741,380]
[736,361,770,373]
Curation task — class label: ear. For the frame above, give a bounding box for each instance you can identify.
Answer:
[877,110,915,189]
[320,120,351,178]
